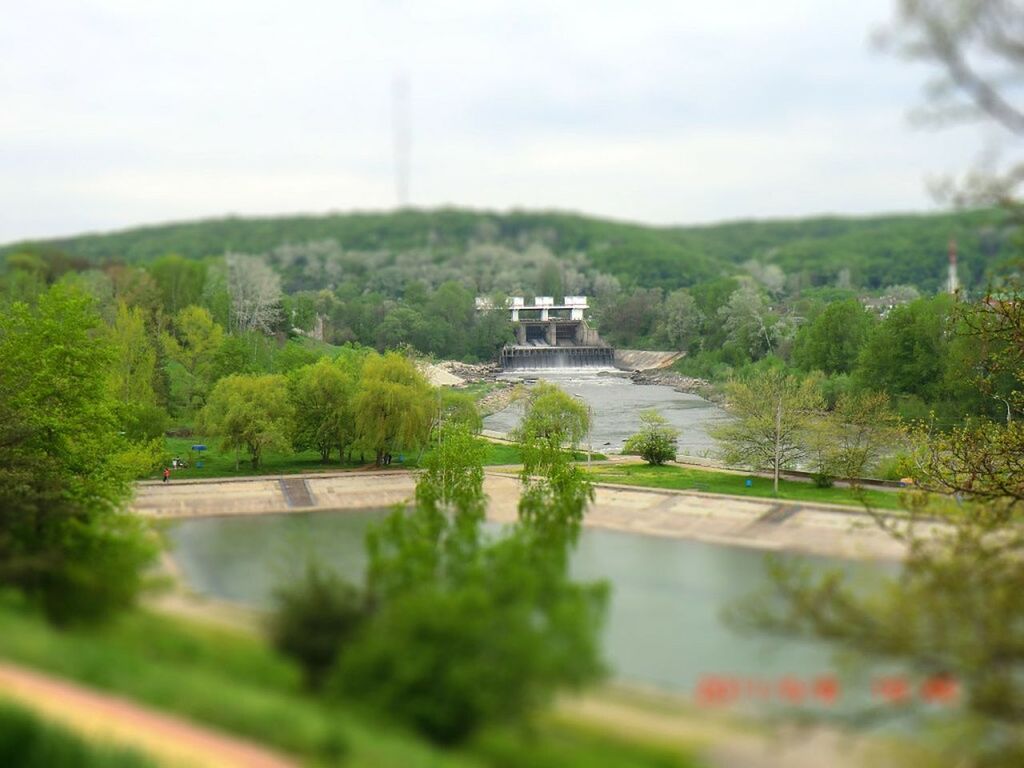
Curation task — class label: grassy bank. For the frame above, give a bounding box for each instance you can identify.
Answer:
[0,701,154,768]
[156,436,604,480]
[0,594,699,768]
[590,464,906,510]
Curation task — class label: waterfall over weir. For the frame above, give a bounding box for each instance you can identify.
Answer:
[500,345,616,371]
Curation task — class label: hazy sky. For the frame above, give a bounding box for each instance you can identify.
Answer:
[0,0,999,242]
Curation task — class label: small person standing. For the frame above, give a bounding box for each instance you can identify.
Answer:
[163,467,170,483]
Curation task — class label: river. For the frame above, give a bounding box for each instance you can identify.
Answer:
[483,369,729,456]
[167,510,891,713]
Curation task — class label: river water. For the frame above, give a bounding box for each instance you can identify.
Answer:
[482,369,729,456]
[167,510,891,712]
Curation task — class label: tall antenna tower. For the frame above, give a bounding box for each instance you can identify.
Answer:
[947,236,960,296]
[392,75,411,207]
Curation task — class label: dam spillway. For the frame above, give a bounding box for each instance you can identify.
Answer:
[500,345,615,370]
[478,294,614,371]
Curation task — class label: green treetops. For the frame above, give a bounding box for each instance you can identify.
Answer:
[288,357,358,463]
[513,381,590,448]
[792,298,875,375]
[623,409,680,465]
[0,286,156,624]
[199,373,294,469]
[353,352,434,465]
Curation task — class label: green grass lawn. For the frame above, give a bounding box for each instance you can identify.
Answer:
[0,594,699,768]
[0,701,154,768]
[156,436,605,480]
[590,464,907,511]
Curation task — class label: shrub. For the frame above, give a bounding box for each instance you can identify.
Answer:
[268,564,367,690]
[623,410,679,465]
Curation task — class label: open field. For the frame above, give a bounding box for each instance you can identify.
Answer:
[0,594,699,768]
[589,464,906,511]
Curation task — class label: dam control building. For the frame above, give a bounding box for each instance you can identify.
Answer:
[475,295,614,370]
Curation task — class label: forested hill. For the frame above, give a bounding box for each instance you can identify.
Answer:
[3,206,1017,293]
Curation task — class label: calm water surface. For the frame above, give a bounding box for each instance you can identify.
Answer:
[167,510,887,705]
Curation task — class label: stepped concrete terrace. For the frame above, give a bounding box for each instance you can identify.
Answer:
[134,470,925,560]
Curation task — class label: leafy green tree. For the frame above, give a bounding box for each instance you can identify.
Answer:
[353,352,434,465]
[162,305,225,413]
[792,298,874,374]
[0,286,156,624]
[855,296,953,402]
[147,254,207,315]
[434,389,482,436]
[199,374,294,469]
[712,368,824,494]
[513,382,590,449]
[333,424,605,744]
[108,302,158,408]
[288,358,357,462]
[717,283,778,360]
[657,289,702,351]
[623,410,679,465]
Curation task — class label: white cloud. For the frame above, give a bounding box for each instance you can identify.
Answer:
[0,0,989,241]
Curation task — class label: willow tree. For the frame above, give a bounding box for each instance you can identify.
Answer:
[353,352,434,465]
[199,373,293,469]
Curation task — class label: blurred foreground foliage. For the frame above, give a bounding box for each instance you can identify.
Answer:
[0,286,157,624]
[0,592,696,768]
[272,399,608,745]
[0,701,154,768]
[735,283,1024,766]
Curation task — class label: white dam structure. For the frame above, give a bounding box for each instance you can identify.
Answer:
[476,295,615,370]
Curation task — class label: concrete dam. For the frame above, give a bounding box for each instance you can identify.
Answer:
[477,296,615,370]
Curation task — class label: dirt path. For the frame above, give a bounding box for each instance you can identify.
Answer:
[0,661,297,768]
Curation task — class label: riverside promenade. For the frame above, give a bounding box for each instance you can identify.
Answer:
[133,470,921,560]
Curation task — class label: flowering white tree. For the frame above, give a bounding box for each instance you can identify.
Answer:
[225,253,282,334]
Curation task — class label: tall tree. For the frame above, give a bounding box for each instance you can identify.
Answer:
[147,254,207,316]
[225,253,282,334]
[657,289,703,352]
[855,296,953,402]
[353,352,434,465]
[793,298,875,374]
[0,286,155,624]
[717,283,778,359]
[288,358,357,463]
[199,374,293,469]
[712,368,824,493]
[161,305,225,414]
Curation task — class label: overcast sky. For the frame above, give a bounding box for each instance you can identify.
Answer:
[0,0,999,243]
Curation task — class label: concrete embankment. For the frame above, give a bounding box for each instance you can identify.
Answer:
[135,470,918,560]
[613,349,684,371]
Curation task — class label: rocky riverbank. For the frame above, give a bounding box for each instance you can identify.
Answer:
[629,369,721,403]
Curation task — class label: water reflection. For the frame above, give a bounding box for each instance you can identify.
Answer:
[167,510,887,708]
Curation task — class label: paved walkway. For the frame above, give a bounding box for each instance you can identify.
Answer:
[134,469,924,560]
[0,662,297,768]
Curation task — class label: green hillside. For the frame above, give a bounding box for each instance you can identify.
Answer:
[2,206,1017,294]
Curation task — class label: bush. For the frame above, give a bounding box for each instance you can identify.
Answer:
[623,410,679,465]
[334,540,607,745]
[811,471,834,489]
[268,564,367,690]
